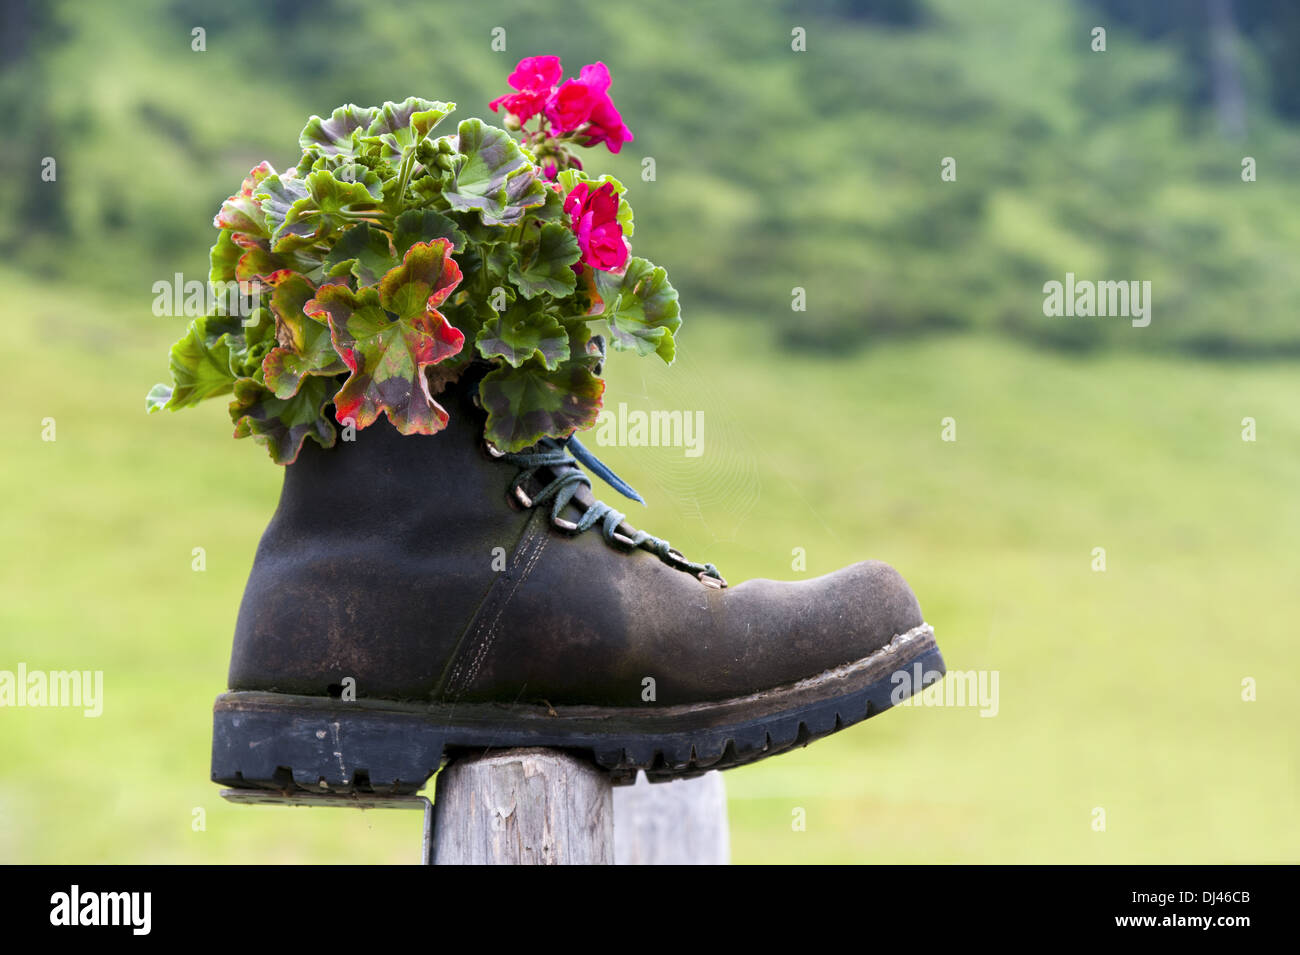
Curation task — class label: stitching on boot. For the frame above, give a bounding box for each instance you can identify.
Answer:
[454,531,549,696]
[446,527,548,697]
[442,517,549,699]
[427,509,539,700]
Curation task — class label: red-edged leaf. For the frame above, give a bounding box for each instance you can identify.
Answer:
[214,161,275,236]
[262,273,346,399]
[230,232,292,284]
[230,376,338,465]
[306,241,465,434]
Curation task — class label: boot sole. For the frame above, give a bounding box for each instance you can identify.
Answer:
[212,622,943,792]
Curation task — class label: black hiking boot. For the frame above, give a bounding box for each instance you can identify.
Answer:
[211,369,944,792]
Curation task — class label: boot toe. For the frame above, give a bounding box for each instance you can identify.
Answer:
[832,559,926,657]
[706,558,926,700]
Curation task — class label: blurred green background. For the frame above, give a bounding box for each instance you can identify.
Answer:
[1,0,1296,863]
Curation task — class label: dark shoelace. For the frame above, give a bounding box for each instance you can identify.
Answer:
[502,435,726,588]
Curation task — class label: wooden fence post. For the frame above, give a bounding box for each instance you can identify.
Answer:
[613,771,730,865]
[432,748,614,864]
[431,749,730,865]
[224,748,731,864]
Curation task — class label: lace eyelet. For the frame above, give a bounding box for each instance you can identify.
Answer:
[501,442,724,586]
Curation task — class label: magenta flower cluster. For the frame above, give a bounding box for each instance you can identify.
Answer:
[489,55,633,154]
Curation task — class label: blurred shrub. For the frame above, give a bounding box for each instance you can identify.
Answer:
[2,0,1298,359]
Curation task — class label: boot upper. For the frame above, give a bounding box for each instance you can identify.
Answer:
[228,377,924,708]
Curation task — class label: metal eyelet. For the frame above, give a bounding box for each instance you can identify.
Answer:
[486,444,505,459]
[699,572,726,589]
[513,486,533,508]
[611,531,638,548]
[552,517,578,532]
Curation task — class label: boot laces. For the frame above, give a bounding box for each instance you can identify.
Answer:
[501,436,726,588]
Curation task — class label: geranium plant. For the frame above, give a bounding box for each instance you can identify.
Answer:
[147,57,679,462]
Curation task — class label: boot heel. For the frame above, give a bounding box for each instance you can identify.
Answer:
[211,693,447,795]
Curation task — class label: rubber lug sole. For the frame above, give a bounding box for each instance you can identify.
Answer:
[212,623,943,793]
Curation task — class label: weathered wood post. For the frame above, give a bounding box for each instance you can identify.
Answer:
[432,749,614,864]
[613,771,730,865]
[431,751,729,865]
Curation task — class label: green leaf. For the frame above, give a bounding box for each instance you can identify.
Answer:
[531,187,566,222]
[262,274,346,398]
[479,359,604,452]
[228,308,275,379]
[256,174,310,239]
[210,229,241,285]
[332,163,385,199]
[484,242,514,278]
[393,209,466,257]
[230,375,338,465]
[364,97,455,163]
[273,168,385,251]
[153,313,244,410]
[323,222,397,286]
[299,104,381,158]
[565,320,606,371]
[593,256,681,362]
[442,291,499,345]
[146,383,173,413]
[296,148,395,182]
[507,221,580,299]
[368,98,455,139]
[444,118,546,226]
[307,241,465,434]
[476,300,569,369]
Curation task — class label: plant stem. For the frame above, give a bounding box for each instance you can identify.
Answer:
[394,150,417,207]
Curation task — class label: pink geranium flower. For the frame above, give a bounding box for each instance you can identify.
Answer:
[543,62,633,152]
[489,55,563,123]
[545,63,609,133]
[563,181,618,224]
[565,181,628,272]
[580,95,634,154]
[578,218,629,271]
[508,55,563,92]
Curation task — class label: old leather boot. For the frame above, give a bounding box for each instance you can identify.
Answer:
[212,367,944,791]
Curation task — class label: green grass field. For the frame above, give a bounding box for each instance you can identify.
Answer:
[1,267,1296,863]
